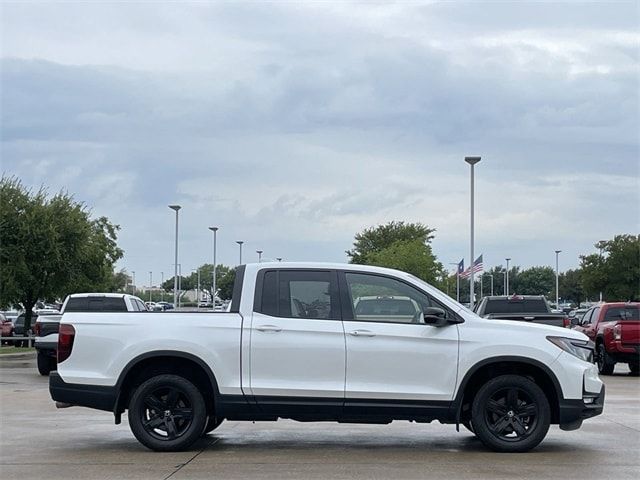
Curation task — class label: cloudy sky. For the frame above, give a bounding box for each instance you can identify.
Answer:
[1,1,638,285]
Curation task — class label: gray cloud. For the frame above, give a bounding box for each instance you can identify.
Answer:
[1,1,638,280]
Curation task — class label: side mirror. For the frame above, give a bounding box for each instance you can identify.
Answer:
[422,307,449,327]
[570,317,580,326]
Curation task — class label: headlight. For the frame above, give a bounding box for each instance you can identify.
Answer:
[547,336,594,363]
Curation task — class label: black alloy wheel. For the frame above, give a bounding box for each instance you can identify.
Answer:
[596,344,615,375]
[472,375,550,452]
[129,374,207,451]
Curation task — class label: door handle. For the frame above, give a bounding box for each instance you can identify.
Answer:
[349,329,376,337]
[256,325,282,333]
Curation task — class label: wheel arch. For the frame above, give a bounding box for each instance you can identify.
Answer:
[453,356,563,425]
[113,350,220,418]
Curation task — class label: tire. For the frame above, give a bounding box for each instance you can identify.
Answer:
[203,416,224,435]
[471,375,550,453]
[629,362,639,376]
[128,374,207,452]
[37,352,52,376]
[596,343,615,375]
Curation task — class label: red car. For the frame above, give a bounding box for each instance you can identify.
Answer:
[1,313,15,345]
[574,302,640,375]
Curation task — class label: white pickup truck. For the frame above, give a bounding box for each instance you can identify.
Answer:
[50,263,604,453]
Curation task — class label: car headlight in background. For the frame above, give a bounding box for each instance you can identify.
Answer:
[547,336,594,363]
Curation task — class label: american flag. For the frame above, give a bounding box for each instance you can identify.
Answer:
[460,255,483,278]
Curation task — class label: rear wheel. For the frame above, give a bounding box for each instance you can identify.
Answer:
[596,343,615,375]
[37,352,52,376]
[471,375,550,453]
[128,374,207,451]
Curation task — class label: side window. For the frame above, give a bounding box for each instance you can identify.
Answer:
[582,309,594,324]
[591,307,601,324]
[257,270,339,320]
[344,273,436,324]
[134,299,147,312]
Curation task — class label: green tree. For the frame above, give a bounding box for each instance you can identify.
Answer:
[347,221,436,264]
[580,235,640,301]
[0,177,124,332]
[217,268,236,300]
[365,238,444,284]
[511,266,555,297]
[559,269,584,304]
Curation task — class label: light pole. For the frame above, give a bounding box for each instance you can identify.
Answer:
[161,272,164,301]
[256,250,263,262]
[177,263,182,308]
[465,156,481,310]
[149,271,152,303]
[169,205,181,307]
[131,271,136,295]
[236,241,244,265]
[505,258,511,296]
[193,268,200,307]
[209,227,218,306]
[555,250,562,307]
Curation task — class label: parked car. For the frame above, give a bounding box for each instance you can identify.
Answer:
[572,302,639,375]
[474,295,569,328]
[1,313,14,345]
[34,314,62,375]
[34,293,149,376]
[50,263,604,453]
[155,302,174,311]
[568,308,589,326]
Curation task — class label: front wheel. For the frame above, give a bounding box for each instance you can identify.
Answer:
[596,344,615,375]
[471,375,550,452]
[128,374,207,451]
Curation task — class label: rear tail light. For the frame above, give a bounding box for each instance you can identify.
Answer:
[563,317,570,328]
[613,323,622,341]
[58,324,76,363]
[34,322,41,336]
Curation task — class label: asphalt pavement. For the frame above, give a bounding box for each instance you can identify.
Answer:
[1,352,638,480]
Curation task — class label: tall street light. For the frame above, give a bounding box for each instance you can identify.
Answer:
[484,272,494,296]
[131,271,136,295]
[209,227,219,305]
[465,156,481,310]
[256,250,263,262]
[555,250,562,307]
[161,272,164,302]
[148,271,152,303]
[505,258,511,296]
[236,241,244,265]
[169,205,181,308]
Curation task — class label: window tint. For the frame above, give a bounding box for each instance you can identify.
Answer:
[345,273,434,324]
[135,299,147,312]
[257,270,339,320]
[591,307,601,323]
[64,297,89,312]
[483,298,548,314]
[581,309,594,324]
[604,306,639,321]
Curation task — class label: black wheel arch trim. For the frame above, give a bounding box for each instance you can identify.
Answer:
[451,355,565,425]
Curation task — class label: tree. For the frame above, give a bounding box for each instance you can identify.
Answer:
[559,269,584,304]
[347,221,436,264]
[0,177,124,332]
[162,264,232,301]
[217,268,236,300]
[580,235,640,301]
[511,266,555,297]
[365,239,444,284]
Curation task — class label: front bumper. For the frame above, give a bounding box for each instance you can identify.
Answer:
[558,384,605,431]
[49,372,117,412]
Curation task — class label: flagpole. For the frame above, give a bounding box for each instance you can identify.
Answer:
[456,271,460,302]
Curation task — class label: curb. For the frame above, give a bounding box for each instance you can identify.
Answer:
[0,351,37,359]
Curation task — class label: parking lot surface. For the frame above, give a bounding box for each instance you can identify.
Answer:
[1,352,639,480]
